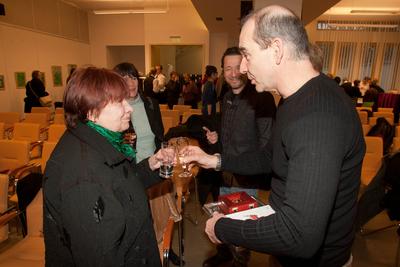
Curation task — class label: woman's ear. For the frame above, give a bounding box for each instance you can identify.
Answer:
[87,111,97,122]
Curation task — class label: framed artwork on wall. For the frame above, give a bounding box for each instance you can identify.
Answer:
[15,72,26,89]
[0,75,4,90]
[52,66,63,87]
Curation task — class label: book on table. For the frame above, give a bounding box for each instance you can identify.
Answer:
[203,191,275,220]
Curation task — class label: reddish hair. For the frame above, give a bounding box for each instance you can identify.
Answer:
[63,67,129,128]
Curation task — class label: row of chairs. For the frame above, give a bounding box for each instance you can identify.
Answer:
[160,105,202,134]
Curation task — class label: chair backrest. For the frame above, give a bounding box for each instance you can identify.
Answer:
[173,105,191,116]
[372,112,394,119]
[55,107,64,114]
[0,174,8,242]
[356,106,372,112]
[361,136,384,186]
[12,122,41,142]
[162,117,174,135]
[377,107,393,113]
[24,113,49,129]
[41,141,57,172]
[362,124,371,136]
[0,112,20,128]
[48,124,66,142]
[31,107,52,121]
[0,140,30,172]
[396,126,400,137]
[53,113,65,125]
[161,110,180,126]
[357,111,368,124]
[0,122,4,139]
[159,104,168,110]
[369,116,394,126]
[392,137,400,153]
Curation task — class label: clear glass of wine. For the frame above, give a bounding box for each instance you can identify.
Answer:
[176,137,192,177]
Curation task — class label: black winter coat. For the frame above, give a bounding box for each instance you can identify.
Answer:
[43,122,162,267]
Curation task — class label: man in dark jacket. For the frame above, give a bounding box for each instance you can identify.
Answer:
[24,70,48,112]
[202,47,276,267]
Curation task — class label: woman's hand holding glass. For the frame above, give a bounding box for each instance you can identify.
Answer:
[149,142,176,175]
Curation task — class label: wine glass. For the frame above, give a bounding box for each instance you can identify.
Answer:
[159,141,174,178]
[176,137,192,177]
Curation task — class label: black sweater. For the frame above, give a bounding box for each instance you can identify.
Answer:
[216,74,365,267]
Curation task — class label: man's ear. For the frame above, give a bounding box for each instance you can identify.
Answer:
[271,38,284,65]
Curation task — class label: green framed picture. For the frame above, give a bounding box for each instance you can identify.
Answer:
[15,72,26,89]
[52,66,63,87]
[0,75,4,90]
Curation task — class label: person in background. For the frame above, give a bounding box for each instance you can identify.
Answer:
[370,78,385,93]
[153,64,167,104]
[43,67,174,267]
[24,70,49,112]
[183,5,365,267]
[202,65,218,116]
[183,74,200,109]
[144,68,157,99]
[165,71,181,109]
[202,46,276,267]
[114,63,164,163]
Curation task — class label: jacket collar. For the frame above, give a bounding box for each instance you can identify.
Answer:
[68,122,129,166]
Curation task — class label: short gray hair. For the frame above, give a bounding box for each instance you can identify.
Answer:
[244,6,310,60]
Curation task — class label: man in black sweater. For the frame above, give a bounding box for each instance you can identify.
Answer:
[183,5,365,267]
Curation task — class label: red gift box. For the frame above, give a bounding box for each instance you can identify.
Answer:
[218,191,258,214]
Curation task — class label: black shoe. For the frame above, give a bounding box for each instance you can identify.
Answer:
[169,249,185,266]
[203,245,233,267]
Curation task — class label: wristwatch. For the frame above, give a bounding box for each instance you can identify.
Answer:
[214,153,221,171]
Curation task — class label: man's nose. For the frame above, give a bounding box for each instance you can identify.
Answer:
[240,58,248,74]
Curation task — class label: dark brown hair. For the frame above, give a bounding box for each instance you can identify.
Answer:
[63,67,129,128]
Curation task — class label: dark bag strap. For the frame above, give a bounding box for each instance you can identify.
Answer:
[27,81,40,99]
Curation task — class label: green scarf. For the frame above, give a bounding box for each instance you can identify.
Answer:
[86,121,136,159]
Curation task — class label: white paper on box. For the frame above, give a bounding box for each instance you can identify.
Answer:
[225,205,275,221]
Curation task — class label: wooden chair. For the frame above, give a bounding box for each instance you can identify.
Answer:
[55,107,64,114]
[47,124,66,142]
[392,137,400,153]
[356,106,372,112]
[0,122,4,139]
[0,140,31,173]
[173,105,191,116]
[362,124,371,135]
[161,110,180,126]
[372,112,394,120]
[40,141,57,172]
[0,189,44,266]
[357,111,368,125]
[146,180,181,266]
[377,107,393,113]
[361,136,383,186]
[53,113,65,125]
[369,116,394,126]
[396,126,400,137]
[162,117,174,135]
[31,107,52,121]
[159,104,168,110]
[12,123,43,159]
[0,112,21,132]
[24,113,49,130]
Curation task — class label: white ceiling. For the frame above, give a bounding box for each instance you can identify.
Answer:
[65,0,400,16]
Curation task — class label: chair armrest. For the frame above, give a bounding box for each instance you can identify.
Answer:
[9,163,41,181]
[162,217,175,266]
[0,210,18,227]
[29,140,44,159]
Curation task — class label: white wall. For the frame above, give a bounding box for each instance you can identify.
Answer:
[0,24,91,113]
[89,0,209,74]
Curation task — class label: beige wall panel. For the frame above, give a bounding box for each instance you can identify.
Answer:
[34,0,59,35]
